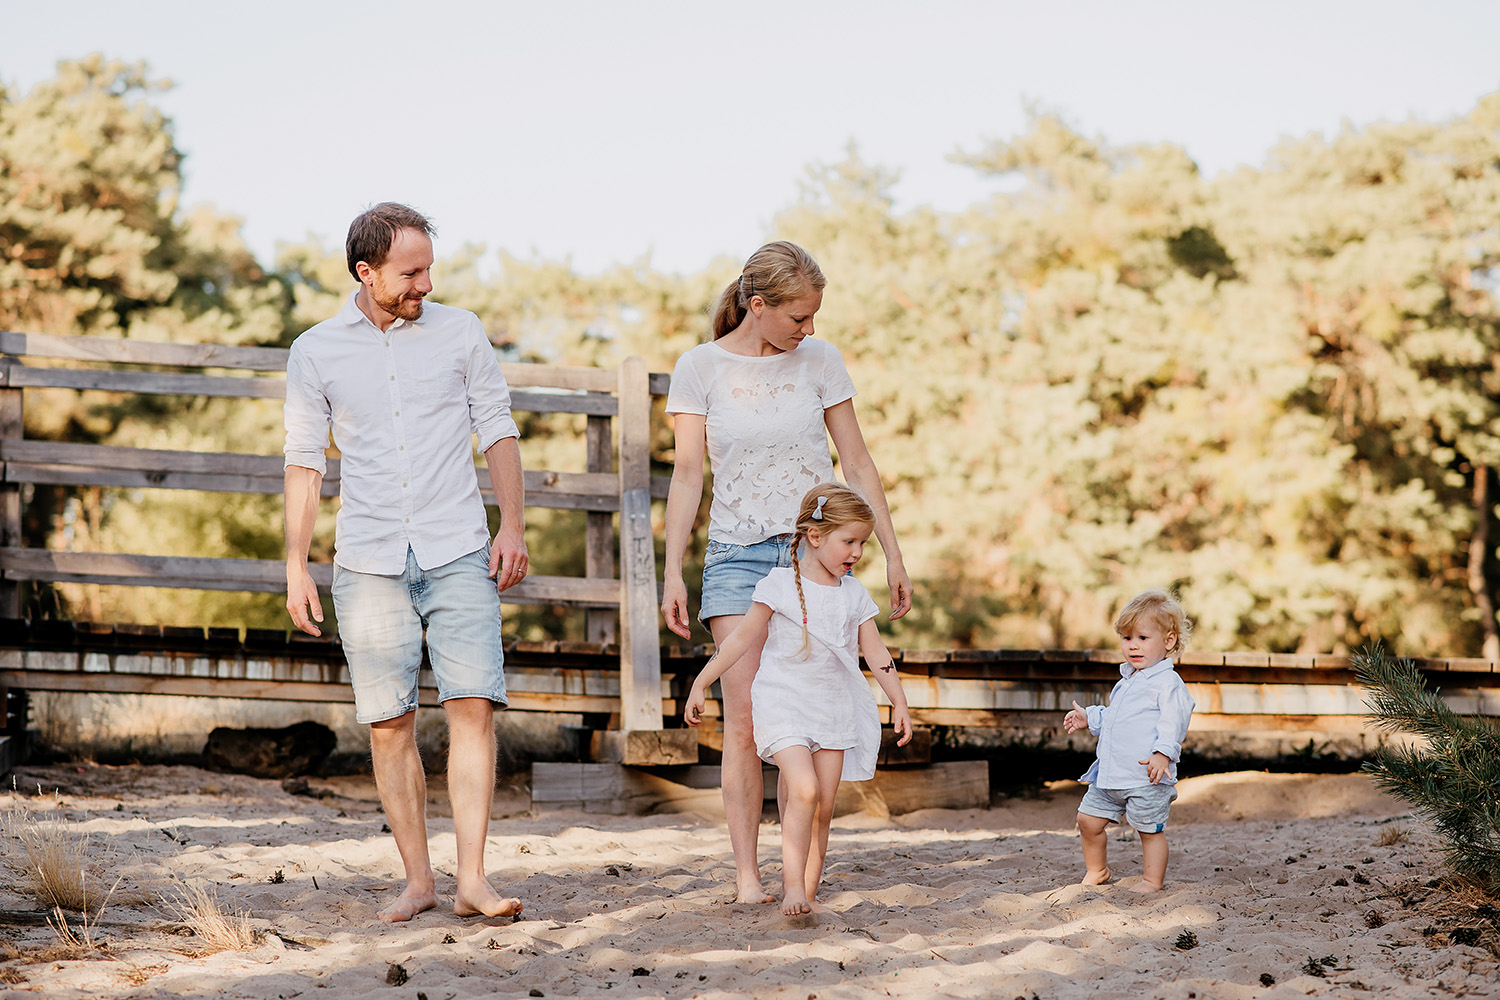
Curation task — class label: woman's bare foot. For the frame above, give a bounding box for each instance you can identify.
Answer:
[1081,867,1112,886]
[1128,879,1163,894]
[378,885,438,923]
[736,880,775,904]
[781,892,812,916]
[454,881,524,918]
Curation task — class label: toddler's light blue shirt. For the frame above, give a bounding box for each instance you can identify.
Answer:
[1079,657,1195,788]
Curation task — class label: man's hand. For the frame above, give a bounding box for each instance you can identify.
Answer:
[489,528,529,593]
[286,565,324,637]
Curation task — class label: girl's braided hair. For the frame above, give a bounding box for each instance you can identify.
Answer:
[788,483,875,659]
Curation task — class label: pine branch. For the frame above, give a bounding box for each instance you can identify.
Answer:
[1356,644,1500,893]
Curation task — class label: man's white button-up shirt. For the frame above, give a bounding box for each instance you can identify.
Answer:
[283,292,519,575]
[1079,657,1196,788]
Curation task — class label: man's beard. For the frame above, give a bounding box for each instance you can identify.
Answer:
[371,280,424,321]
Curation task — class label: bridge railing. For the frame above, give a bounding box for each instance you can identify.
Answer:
[0,330,692,762]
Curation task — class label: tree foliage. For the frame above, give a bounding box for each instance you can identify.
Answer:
[9,58,1500,655]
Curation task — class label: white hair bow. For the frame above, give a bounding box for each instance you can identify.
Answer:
[812,496,829,520]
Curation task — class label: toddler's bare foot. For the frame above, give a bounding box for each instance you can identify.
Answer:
[454,881,524,918]
[781,891,812,916]
[736,879,775,904]
[1128,879,1163,894]
[1081,867,1112,886]
[807,900,829,914]
[378,885,438,923]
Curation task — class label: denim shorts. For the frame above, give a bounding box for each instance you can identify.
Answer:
[332,546,507,724]
[1078,782,1179,834]
[698,535,794,622]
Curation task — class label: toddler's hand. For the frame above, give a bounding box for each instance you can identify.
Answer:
[1140,751,1170,784]
[1063,700,1089,733]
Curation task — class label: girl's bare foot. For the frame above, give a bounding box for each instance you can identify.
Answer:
[1128,880,1163,894]
[781,892,812,916]
[378,885,438,923]
[454,881,524,918]
[736,880,775,904]
[1081,867,1112,886]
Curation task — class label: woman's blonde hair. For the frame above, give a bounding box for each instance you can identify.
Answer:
[1113,588,1194,657]
[710,241,827,339]
[788,483,874,658]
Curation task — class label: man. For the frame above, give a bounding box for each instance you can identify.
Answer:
[283,203,527,923]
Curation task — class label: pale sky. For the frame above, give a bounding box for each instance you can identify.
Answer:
[5,1,1500,274]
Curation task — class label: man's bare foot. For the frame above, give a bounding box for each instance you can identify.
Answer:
[781,892,812,916]
[1081,867,1112,886]
[454,881,524,918]
[1128,880,1163,894]
[736,881,775,904]
[378,885,438,923]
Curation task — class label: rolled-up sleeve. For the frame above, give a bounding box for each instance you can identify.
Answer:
[465,323,519,452]
[1085,703,1105,736]
[283,342,331,474]
[1151,682,1196,762]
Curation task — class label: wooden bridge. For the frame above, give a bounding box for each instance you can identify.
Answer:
[1,330,1497,804]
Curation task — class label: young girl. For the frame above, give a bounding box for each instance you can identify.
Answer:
[684,483,913,916]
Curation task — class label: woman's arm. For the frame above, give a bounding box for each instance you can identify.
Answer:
[825,399,912,619]
[683,602,774,725]
[857,618,911,745]
[662,412,708,639]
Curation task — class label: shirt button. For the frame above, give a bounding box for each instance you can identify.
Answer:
[393,410,399,416]
[389,375,395,381]
[404,518,410,523]
[402,482,408,487]
[398,445,405,450]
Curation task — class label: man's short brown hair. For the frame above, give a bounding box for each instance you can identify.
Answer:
[346,203,436,281]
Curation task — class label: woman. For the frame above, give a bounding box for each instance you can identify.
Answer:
[661,240,912,904]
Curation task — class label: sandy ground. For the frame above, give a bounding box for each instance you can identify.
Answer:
[1,763,1496,999]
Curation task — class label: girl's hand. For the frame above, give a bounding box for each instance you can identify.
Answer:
[1063,700,1089,733]
[892,706,913,746]
[886,563,913,620]
[661,576,692,640]
[683,682,706,727]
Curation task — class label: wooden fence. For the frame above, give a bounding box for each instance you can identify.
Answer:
[0,330,693,764]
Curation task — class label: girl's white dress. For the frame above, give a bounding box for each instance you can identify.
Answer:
[748,566,883,781]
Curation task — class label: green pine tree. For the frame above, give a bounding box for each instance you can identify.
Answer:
[1357,644,1500,892]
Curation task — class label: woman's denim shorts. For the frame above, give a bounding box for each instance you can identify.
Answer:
[699,534,794,622]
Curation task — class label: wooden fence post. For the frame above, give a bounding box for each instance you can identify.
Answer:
[602,356,696,765]
[584,414,617,645]
[0,354,23,619]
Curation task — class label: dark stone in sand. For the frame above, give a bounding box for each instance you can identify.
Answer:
[203,721,336,778]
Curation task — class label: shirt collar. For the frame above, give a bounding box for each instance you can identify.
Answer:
[1118,656,1176,680]
[336,289,426,332]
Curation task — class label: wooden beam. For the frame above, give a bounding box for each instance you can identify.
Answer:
[584,413,618,645]
[0,359,20,619]
[0,331,290,371]
[0,548,620,606]
[616,356,663,731]
[589,729,698,766]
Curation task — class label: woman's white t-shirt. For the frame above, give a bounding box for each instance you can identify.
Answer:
[666,339,857,545]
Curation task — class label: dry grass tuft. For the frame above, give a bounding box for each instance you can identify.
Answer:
[1375,825,1409,847]
[165,879,258,954]
[117,961,169,986]
[3,804,107,912]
